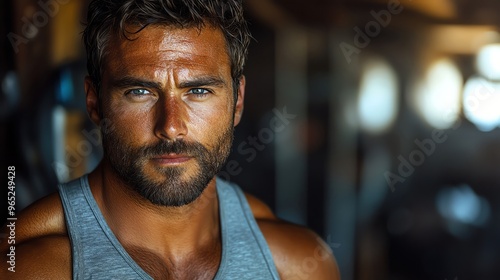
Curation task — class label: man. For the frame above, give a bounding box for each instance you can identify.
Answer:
[1,0,340,279]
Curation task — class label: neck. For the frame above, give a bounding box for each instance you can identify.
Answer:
[88,161,221,260]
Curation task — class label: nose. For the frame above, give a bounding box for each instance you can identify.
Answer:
[154,95,188,140]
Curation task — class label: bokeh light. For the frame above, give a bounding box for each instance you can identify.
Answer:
[463,76,500,131]
[413,58,463,129]
[476,44,500,81]
[358,57,399,134]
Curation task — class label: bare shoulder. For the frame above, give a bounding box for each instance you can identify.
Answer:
[258,220,340,280]
[244,192,276,219]
[0,193,70,278]
[244,193,341,280]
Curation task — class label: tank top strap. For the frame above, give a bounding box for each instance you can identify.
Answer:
[58,175,152,280]
[215,178,280,279]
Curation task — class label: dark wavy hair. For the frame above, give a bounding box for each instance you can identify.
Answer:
[83,0,251,96]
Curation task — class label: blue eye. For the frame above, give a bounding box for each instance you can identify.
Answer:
[188,88,211,99]
[189,88,210,95]
[127,88,151,96]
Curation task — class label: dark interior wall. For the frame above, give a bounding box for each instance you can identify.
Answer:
[226,13,277,210]
[1,0,14,223]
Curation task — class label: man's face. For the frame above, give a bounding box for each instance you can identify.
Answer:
[89,25,244,207]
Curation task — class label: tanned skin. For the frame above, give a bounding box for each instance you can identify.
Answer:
[0,25,340,279]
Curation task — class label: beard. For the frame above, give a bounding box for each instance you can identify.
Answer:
[101,123,233,207]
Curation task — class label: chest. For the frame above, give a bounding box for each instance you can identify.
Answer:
[125,244,222,280]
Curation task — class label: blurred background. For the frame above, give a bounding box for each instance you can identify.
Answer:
[2,0,500,279]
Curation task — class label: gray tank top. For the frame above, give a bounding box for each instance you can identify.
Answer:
[58,175,280,279]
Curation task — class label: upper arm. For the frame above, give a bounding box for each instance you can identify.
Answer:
[258,220,341,280]
[1,192,66,253]
[0,235,72,279]
[0,193,70,279]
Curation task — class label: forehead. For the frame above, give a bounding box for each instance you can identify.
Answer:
[103,25,231,80]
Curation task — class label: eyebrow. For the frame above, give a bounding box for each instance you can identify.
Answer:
[178,76,227,89]
[110,76,227,91]
[111,77,162,91]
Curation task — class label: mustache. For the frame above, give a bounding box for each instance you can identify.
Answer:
[140,139,207,157]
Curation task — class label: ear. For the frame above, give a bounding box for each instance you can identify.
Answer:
[85,76,101,126]
[233,75,245,126]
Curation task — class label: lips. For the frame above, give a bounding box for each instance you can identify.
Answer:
[152,154,192,165]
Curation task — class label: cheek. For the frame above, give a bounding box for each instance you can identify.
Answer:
[103,102,155,143]
[187,98,233,139]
